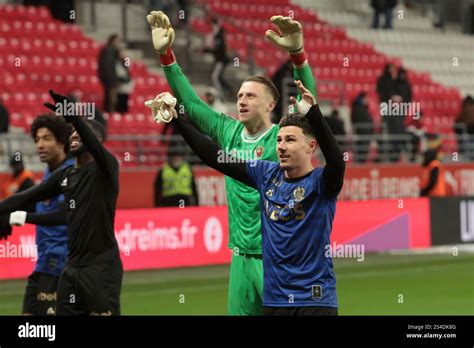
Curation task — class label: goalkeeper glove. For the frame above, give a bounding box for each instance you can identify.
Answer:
[265,16,307,67]
[147,10,176,66]
[145,92,178,123]
[265,16,304,54]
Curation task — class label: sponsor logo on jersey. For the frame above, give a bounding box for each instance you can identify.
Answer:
[293,187,305,202]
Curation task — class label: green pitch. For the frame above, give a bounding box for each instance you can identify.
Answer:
[0,253,472,315]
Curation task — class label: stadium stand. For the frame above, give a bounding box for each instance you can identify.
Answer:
[191,0,469,156]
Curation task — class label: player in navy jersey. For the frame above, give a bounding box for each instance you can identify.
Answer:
[170,80,345,315]
[0,114,74,315]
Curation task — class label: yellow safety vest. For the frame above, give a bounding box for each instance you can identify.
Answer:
[161,163,193,197]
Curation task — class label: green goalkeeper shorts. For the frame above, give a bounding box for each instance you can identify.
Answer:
[227,252,263,315]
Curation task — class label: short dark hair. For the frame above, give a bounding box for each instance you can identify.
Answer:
[86,119,106,142]
[243,75,280,102]
[107,34,119,45]
[30,114,73,153]
[279,115,315,138]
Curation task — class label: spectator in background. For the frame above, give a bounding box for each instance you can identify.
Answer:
[203,17,232,100]
[204,87,228,115]
[406,114,426,162]
[376,63,398,104]
[454,96,474,160]
[383,95,407,162]
[154,144,199,207]
[325,109,347,152]
[98,34,122,112]
[271,59,294,123]
[0,154,35,209]
[0,100,9,134]
[395,67,412,103]
[371,0,398,29]
[351,92,374,163]
[115,51,133,114]
[420,134,445,197]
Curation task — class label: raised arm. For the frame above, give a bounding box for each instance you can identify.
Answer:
[7,203,67,228]
[146,11,237,145]
[0,169,62,215]
[291,81,345,197]
[172,114,256,189]
[44,90,118,180]
[265,16,317,101]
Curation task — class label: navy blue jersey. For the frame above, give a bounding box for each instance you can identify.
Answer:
[34,158,75,275]
[247,160,338,308]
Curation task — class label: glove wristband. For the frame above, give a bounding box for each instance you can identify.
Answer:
[159,47,176,66]
[289,49,307,67]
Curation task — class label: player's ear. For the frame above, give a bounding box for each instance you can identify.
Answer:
[267,99,276,113]
[308,138,317,154]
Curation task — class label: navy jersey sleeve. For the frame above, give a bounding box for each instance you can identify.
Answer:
[246,160,277,191]
[0,168,63,215]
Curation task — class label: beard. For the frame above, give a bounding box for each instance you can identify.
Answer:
[69,144,88,157]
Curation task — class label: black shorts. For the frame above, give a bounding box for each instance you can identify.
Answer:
[22,271,60,315]
[56,257,123,316]
[263,306,338,316]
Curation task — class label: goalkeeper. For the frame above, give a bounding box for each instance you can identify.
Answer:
[147,11,318,315]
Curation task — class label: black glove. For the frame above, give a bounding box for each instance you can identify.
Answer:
[44,90,75,121]
[0,214,12,241]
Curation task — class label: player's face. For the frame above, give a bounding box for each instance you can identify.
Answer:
[237,82,274,124]
[276,126,314,170]
[34,127,64,164]
[69,128,86,157]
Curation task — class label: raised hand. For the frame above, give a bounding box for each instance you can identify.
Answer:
[265,15,303,53]
[289,80,317,115]
[146,11,175,54]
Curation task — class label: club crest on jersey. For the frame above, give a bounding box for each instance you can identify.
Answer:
[293,187,305,202]
[254,145,264,158]
[266,189,273,198]
[60,178,68,187]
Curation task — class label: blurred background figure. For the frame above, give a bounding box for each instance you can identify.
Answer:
[271,59,294,123]
[395,67,412,104]
[204,87,229,115]
[454,96,474,161]
[377,63,398,104]
[405,114,426,162]
[325,108,347,153]
[351,92,374,163]
[203,17,231,100]
[420,134,446,197]
[383,95,407,162]
[1,154,35,204]
[154,144,199,208]
[115,49,134,114]
[0,100,9,134]
[371,0,398,29]
[98,34,122,112]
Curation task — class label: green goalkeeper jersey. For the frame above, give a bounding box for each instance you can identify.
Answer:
[163,63,316,254]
